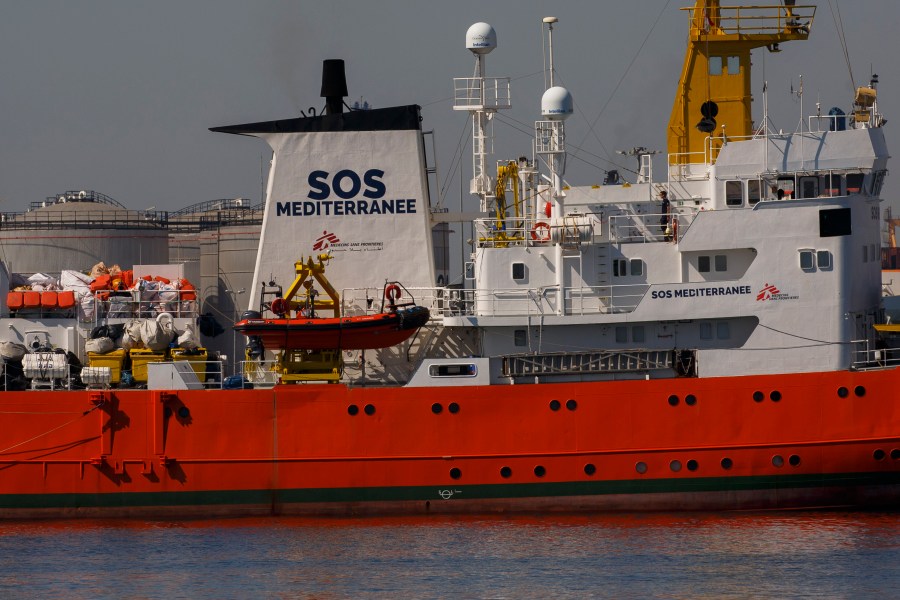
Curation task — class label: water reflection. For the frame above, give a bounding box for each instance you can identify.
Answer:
[0,512,897,599]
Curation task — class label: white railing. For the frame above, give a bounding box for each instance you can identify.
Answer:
[608,211,696,243]
[452,77,511,111]
[91,289,199,324]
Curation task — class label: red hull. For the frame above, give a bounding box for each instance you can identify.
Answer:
[233,306,429,350]
[0,368,899,518]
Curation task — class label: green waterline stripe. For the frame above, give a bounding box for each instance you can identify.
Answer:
[1,471,899,510]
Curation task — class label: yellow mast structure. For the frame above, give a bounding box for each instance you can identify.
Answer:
[667,1,815,166]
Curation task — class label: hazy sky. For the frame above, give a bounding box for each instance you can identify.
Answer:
[0,1,896,213]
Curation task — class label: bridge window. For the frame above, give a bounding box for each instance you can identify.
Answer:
[799,249,815,271]
[820,207,851,237]
[630,259,643,276]
[726,56,740,75]
[748,180,761,205]
[514,329,527,346]
[698,256,711,273]
[725,181,743,207]
[817,250,832,270]
[512,262,526,281]
[823,173,841,196]
[714,255,727,272]
[429,363,478,378]
[709,56,723,75]
[615,326,627,343]
[846,173,864,194]
[613,259,625,277]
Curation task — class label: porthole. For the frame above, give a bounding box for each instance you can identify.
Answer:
[431,403,443,414]
[721,457,733,470]
[500,466,512,478]
[534,465,546,478]
[635,461,648,474]
[837,387,849,398]
[448,402,460,414]
[772,455,785,468]
[752,391,764,403]
[668,395,679,407]
[789,454,801,467]
[873,449,886,461]
[670,460,682,472]
[770,391,782,402]
[685,394,697,406]
[549,400,561,411]
[891,449,900,461]
[584,463,596,476]
[347,404,359,416]
[177,406,190,419]
[364,404,376,415]
[566,399,577,411]
[450,467,462,479]
[855,386,866,397]
[686,459,699,471]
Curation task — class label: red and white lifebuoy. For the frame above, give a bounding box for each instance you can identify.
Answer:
[531,221,551,242]
[385,284,402,303]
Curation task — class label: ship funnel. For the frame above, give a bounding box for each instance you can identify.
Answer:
[321,59,348,115]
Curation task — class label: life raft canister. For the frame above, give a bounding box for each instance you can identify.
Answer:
[531,221,551,242]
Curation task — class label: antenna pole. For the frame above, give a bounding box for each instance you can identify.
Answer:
[547,20,555,87]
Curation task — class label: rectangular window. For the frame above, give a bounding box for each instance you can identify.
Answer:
[698,256,711,273]
[816,250,832,269]
[613,259,626,277]
[725,181,743,207]
[714,255,727,272]
[709,56,723,75]
[726,55,740,75]
[846,173,864,194]
[630,259,643,276]
[632,326,645,344]
[429,363,478,377]
[799,249,815,270]
[700,322,713,339]
[820,207,852,237]
[615,326,627,343]
[514,329,527,346]
[863,245,868,263]
[716,322,731,340]
[512,262,525,281]
[748,180,761,205]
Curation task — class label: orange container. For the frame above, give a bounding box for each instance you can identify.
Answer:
[22,291,40,308]
[57,290,76,309]
[7,292,23,311]
[41,291,58,309]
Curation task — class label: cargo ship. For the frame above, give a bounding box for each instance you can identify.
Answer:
[1,1,899,518]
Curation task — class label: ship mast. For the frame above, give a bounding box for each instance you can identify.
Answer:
[535,17,574,316]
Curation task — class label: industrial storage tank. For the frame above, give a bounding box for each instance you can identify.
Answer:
[0,191,169,274]
[168,198,262,362]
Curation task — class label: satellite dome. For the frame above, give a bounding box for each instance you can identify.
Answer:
[541,86,573,120]
[466,23,497,54]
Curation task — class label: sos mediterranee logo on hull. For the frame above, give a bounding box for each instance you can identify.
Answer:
[275,169,418,218]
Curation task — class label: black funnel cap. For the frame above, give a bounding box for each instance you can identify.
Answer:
[321,59,348,115]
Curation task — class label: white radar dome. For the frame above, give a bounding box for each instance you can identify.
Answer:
[541,86,573,120]
[466,22,497,54]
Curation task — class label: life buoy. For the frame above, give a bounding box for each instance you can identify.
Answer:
[385,284,402,303]
[531,221,551,242]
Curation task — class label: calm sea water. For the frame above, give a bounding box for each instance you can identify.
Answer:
[0,511,897,599]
